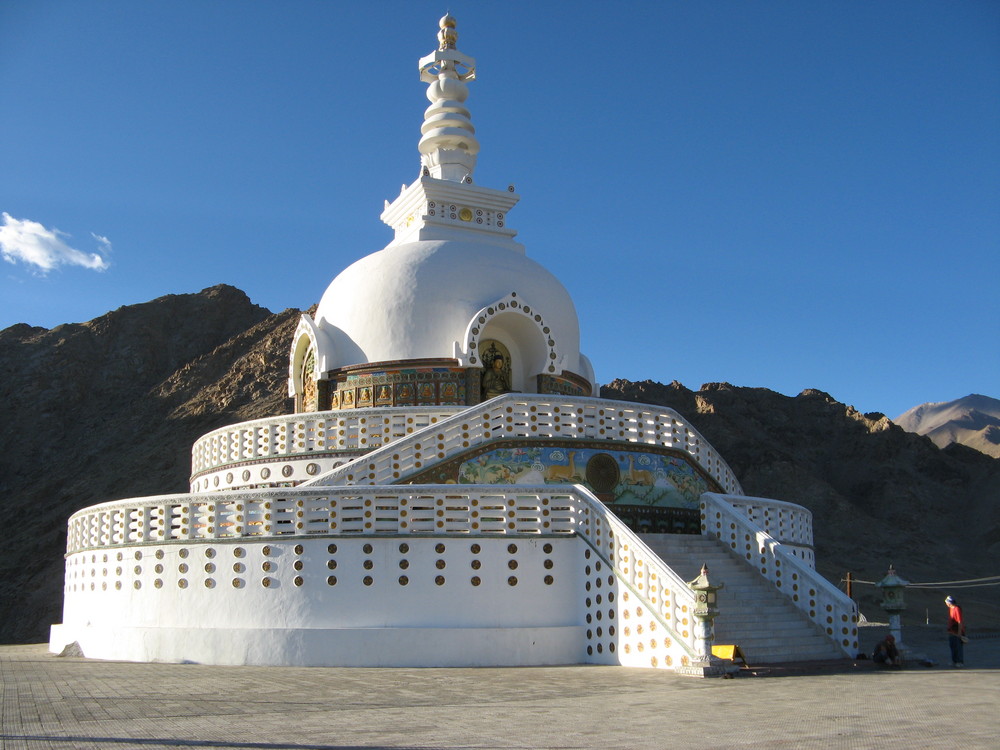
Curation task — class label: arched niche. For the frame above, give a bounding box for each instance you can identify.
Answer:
[477,315,549,394]
[288,315,327,412]
[461,294,561,397]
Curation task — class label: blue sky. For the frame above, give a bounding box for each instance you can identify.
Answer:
[2,1,997,419]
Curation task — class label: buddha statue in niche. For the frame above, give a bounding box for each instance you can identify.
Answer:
[481,353,512,399]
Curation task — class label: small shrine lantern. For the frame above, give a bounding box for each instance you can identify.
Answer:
[875,565,909,648]
[683,564,726,676]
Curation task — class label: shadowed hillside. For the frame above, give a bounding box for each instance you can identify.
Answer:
[2,290,997,644]
[0,285,300,644]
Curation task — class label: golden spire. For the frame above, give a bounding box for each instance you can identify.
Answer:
[438,14,457,50]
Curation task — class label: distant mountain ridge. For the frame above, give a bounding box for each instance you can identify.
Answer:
[895,394,1000,458]
[1,287,998,645]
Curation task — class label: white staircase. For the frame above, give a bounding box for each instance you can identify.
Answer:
[642,533,846,664]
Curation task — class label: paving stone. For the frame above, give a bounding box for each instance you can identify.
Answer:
[1,626,999,749]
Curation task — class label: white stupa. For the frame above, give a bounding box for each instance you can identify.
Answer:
[51,16,858,674]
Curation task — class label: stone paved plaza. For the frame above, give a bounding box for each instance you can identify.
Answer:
[2,626,998,749]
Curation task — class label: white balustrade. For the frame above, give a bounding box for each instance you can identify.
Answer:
[724,494,814,558]
[64,483,703,661]
[301,394,743,495]
[189,408,464,478]
[702,492,858,655]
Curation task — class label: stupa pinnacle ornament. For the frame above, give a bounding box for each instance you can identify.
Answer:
[418,15,480,182]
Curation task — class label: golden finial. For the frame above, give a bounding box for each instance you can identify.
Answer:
[438,14,457,50]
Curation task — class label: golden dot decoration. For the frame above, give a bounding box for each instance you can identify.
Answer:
[507,576,518,586]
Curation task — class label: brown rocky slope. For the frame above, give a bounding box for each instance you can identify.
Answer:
[1,290,997,644]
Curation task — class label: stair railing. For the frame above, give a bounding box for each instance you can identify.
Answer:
[702,492,859,656]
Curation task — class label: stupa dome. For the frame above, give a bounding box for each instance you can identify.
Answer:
[313,237,588,385]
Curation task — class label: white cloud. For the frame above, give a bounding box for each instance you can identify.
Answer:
[0,213,111,273]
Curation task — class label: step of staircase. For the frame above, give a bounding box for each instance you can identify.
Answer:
[640,533,845,664]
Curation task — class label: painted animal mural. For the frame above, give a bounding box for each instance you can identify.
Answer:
[456,446,710,510]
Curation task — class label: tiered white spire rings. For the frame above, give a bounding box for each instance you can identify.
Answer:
[418,15,480,182]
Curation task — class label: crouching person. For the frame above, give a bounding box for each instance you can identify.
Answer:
[872,634,901,667]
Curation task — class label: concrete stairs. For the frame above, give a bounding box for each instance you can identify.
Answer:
[641,533,846,664]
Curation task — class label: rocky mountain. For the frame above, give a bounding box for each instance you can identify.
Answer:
[2,288,998,645]
[895,394,1000,458]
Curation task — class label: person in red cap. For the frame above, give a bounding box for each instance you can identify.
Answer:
[945,595,966,667]
[872,633,900,666]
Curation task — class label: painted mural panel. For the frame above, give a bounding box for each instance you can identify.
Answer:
[455,446,708,510]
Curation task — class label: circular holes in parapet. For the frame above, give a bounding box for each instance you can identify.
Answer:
[507,543,517,555]
[398,575,409,586]
[435,543,446,554]
[399,543,409,554]
[363,576,374,586]
[327,544,337,555]
[508,576,518,586]
[435,575,446,586]
[363,543,373,555]
[293,560,304,571]
[543,543,553,554]
[327,576,337,586]
[363,560,374,570]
